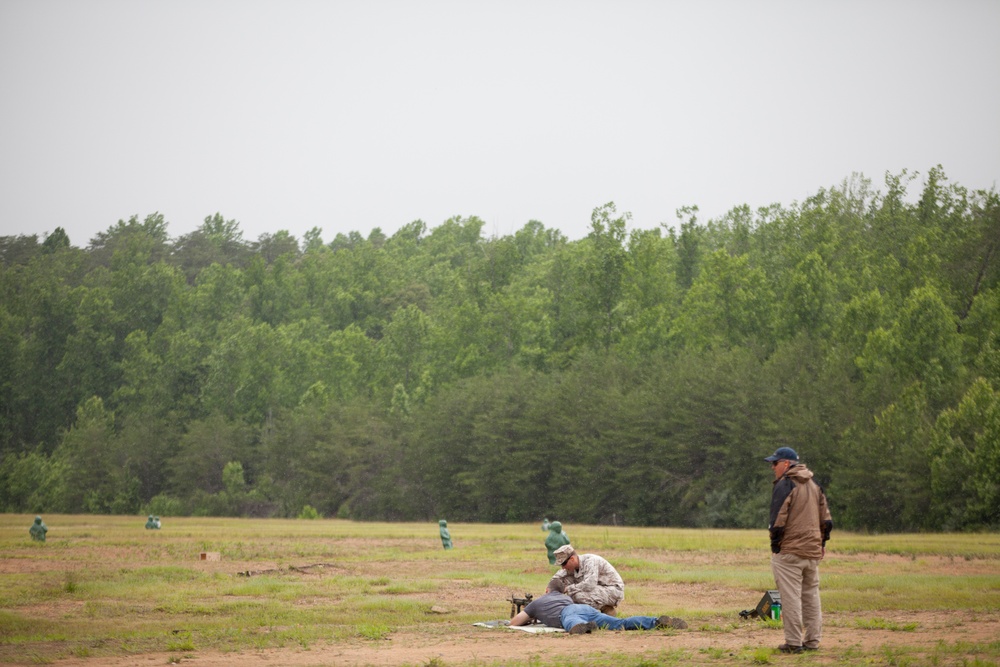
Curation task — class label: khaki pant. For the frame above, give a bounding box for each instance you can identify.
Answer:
[771,552,822,649]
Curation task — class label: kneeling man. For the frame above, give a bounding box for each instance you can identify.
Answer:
[550,545,625,614]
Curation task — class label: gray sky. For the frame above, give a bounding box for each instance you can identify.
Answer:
[2,0,998,247]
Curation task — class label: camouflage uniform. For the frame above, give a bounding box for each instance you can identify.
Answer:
[552,553,624,611]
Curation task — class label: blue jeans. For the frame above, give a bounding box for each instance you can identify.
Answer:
[560,603,659,631]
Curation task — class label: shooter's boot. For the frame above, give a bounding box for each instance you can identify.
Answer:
[777,644,804,654]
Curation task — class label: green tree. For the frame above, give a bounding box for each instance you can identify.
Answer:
[377,304,430,397]
[408,367,554,522]
[671,250,774,352]
[930,378,1000,529]
[1,234,41,266]
[200,319,285,422]
[54,396,139,513]
[253,230,300,264]
[0,304,23,449]
[617,228,680,359]
[582,202,629,352]
[7,244,86,449]
[170,213,250,282]
[834,384,935,531]
[56,286,119,412]
[857,285,964,408]
[640,348,776,527]
[262,394,358,517]
[962,288,1000,387]
[87,214,169,268]
[41,227,71,254]
[673,206,703,289]
[168,414,255,500]
[777,251,837,340]
[243,254,304,325]
[0,449,67,512]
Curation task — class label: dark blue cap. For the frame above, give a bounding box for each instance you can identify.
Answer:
[764,446,799,462]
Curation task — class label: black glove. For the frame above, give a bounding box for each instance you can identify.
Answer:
[770,527,783,554]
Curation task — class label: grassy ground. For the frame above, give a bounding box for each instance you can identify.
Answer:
[1,514,999,666]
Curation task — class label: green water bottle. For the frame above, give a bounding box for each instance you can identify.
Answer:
[772,602,781,620]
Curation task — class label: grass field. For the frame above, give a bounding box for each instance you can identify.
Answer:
[1,514,999,666]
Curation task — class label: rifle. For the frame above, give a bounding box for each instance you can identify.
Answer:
[508,592,533,617]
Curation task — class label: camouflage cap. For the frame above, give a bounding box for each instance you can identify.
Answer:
[553,544,576,565]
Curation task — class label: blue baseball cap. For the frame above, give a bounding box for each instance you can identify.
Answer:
[764,446,799,462]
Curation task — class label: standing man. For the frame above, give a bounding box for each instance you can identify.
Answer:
[765,446,833,654]
[550,545,625,614]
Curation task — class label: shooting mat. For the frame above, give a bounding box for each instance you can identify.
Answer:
[473,621,564,633]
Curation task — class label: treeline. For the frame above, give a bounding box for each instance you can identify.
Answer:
[1,167,998,531]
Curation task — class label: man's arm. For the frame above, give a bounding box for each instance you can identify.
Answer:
[597,557,624,588]
[769,479,794,553]
[564,558,598,596]
[509,610,532,626]
[818,482,833,555]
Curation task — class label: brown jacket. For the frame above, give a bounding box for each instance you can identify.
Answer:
[769,464,833,559]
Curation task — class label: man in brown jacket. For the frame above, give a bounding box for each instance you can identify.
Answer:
[765,447,833,654]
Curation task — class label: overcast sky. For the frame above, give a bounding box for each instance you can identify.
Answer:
[2,0,998,247]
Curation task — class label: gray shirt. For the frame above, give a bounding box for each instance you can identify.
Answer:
[523,592,573,628]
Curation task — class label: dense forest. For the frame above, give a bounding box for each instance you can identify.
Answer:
[1,167,998,531]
